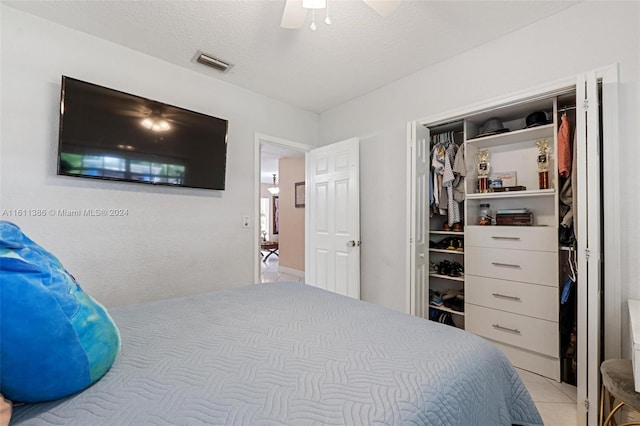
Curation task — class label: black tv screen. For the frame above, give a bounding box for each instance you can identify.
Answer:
[57,76,228,190]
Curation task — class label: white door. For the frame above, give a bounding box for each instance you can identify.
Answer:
[576,71,603,426]
[408,122,430,317]
[305,138,360,299]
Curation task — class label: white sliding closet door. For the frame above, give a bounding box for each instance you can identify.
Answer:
[408,122,430,317]
[575,71,602,426]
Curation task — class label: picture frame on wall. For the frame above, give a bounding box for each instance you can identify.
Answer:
[295,182,305,208]
[272,196,279,235]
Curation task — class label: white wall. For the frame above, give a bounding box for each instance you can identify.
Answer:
[0,6,318,307]
[319,1,640,356]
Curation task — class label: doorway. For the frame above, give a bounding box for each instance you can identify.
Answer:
[254,133,312,284]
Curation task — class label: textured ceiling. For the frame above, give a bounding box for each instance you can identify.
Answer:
[3,0,579,182]
[4,0,578,114]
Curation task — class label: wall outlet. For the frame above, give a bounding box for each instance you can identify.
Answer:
[242,215,250,228]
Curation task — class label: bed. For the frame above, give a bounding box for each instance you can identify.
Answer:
[10,282,543,425]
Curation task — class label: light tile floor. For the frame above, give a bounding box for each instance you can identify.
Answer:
[260,254,304,283]
[261,259,580,425]
[516,368,577,426]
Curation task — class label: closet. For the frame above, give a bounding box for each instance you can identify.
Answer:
[408,66,619,426]
[426,124,465,329]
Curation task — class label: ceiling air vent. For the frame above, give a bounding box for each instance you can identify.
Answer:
[195,52,232,73]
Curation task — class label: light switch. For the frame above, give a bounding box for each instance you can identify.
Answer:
[242,215,250,228]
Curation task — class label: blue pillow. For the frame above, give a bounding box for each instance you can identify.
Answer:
[0,221,121,403]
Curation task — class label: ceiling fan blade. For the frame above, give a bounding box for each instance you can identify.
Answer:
[362,0,401,17]
[281,0,308,29]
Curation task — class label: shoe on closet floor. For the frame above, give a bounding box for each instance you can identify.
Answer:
[429,290,443,307]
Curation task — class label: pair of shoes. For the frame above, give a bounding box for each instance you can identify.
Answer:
[442,289,464,312]
[433,238,451,250]
[447,237,464,251]
[445,298,465,312]
[429,262,437,273]
[452,222,463,232]
[429,290,443,307]
[436,312,456,326]
[449,261,464,277]
[434,237,464,251]
[434,260,452,276]
[434,261,464,277]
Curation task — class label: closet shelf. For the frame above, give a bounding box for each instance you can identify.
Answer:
[467,188,555,200]
[429,248,464,255]
[429,273,465,282]
[429,230,464,236]
[466,123,554,149]
[429,304,465,317]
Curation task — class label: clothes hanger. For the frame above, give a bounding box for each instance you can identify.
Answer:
[568,248,577,282]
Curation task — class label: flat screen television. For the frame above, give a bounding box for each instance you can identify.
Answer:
[57,76,228,190]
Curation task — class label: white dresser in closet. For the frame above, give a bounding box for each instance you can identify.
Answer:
[465,226,560,380]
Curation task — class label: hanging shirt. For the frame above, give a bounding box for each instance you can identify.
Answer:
[453,144,466,202]
[443,143,460,225]
[558,115,572,178]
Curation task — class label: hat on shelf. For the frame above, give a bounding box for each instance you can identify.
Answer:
[525,111,551,128]
[474,117,510,138]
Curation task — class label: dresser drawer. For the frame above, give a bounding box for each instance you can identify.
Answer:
[465,246,558,286]
[466,304,558,358]
[465,226,557,252]
[465,275,558,321]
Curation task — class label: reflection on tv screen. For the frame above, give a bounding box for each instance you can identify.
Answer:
[58,76,228,190]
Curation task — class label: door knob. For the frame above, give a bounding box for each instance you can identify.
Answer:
[347,240,361,247]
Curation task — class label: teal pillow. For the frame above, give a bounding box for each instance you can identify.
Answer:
[0,221,121,402]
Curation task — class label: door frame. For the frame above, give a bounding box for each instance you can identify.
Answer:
[405,64,620,423]
[253,133,313,283]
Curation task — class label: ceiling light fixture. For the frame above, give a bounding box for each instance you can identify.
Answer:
[281,0,400,30]
[267,174,280,195]
[141,117,170,132]
[304,0,329,31]
[196,52,231,73]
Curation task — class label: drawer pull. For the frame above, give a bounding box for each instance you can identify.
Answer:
[491,236,521,241]
[492,324,521,334]
[491,293,521,301]
[491,262,521,268]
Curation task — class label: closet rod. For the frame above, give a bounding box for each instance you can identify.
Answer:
[559,105,576,112]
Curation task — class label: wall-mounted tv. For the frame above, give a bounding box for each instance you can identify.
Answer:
[57,76,228,190]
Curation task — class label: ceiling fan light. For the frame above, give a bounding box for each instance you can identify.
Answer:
[141,118,153,129]
[303,0,326,9]
[141,117,170,132]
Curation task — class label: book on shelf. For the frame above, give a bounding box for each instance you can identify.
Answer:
[496,208,531,214]
[496,212,533,226]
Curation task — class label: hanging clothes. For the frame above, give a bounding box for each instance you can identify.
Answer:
[431,143,444,214]
[453,144,466,203]
[559,113,577,242]
[443,142,460,226]
[558,114,573,178]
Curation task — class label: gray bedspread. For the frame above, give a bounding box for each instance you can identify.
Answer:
[11,282,543,425]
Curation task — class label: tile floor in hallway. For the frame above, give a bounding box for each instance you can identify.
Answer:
[260,254,304,283]
[261,256,578,425]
